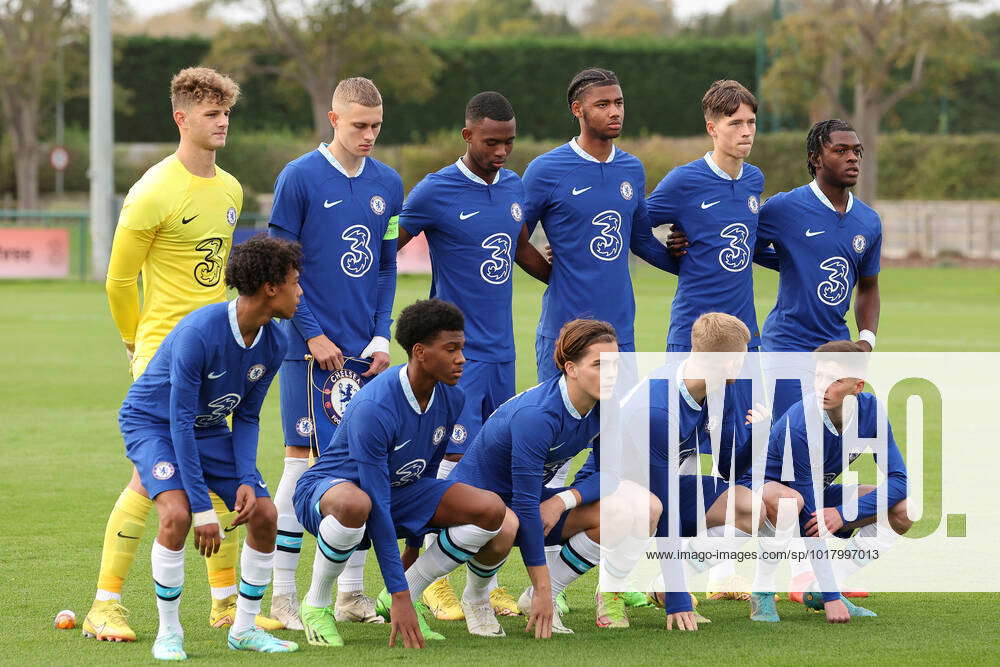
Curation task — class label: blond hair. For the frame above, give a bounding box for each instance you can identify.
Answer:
[170,67,240,110]
[332,77,382,109]
[691,312,750,352]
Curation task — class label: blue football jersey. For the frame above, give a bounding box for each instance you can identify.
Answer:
[451,374,601,566]
[299,364,464,592]
[120,300,286,512]
[268,144,403,359]
[758,182,882,352]
[764,392,906,528]
[399,160,525,362]
[522,139,675,346]
[647,154,765,348]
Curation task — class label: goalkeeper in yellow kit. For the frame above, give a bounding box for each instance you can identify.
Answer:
[83,67,280,641]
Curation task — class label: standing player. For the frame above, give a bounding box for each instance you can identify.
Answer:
[522,67,677,385]
[85,67,276,641]
[756,119,882,420]
[396,91,550,619]
[292,299,515,647]
[119,236,302,660]
[452,319,666,636]
[267,77,404,628]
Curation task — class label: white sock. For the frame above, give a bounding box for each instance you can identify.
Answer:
[151,540,185,639]
[790,539,813,579]
[833,523,898,582]
[337,549,367,594]
[273,457,308,597]
[706,561,736,586]
[464,557,506,604]
[550,532,601,600]
[233,544,274,635]
[406,523,499,603]
[753,516,793,593]
[602,534,647,588]
[686,526,751,573]
[306,516,366,608]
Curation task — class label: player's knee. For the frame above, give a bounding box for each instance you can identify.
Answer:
[156,497,191,538]
[648,491,663,529]
[322,484,371,527]
[471,490,506,531]
[253,498,278,530]
[889,499,912,534]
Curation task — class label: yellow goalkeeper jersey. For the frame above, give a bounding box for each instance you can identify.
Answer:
[106,154,243,367]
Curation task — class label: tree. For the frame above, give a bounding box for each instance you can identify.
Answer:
[764,0,982,199]
[416,0,576,39]
[582,0,677,38]
[0,0,74,209]
[207,0,442,141]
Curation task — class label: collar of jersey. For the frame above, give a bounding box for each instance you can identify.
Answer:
[399,364,435,414]
[318,143,366,178]
[558,375,593,420]
[569,137,615,163]
[676,360,703,411]
[822,397,858,436]
[455,157,501,185]
[228,298,263,349]
[703,152,743,181]
[809,179,854,213]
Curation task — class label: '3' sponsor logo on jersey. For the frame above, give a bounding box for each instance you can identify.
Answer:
[718,223,751,272]
[590,210,623,261]
[340,224,374,278]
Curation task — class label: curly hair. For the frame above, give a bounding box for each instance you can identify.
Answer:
[806,119,856,177]
[395,299,464,356]
[170,67,240,110]
[225,234,301,296]
[566,67,619,110]
[701,79,757,120]
[554,319,617,372]
[466,91,515,125]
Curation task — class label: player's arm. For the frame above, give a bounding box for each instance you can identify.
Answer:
[839,412,907,523]
[854,273,880,352]
[630,176,680,274]
[514,223,551,283]
[105,226,156,359]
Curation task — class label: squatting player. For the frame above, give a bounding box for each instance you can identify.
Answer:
[118,236,302,660]
[396,91,550,619]
[292,299,515,647]
[86,67,276,640]
[747,341,909,623]
[452,319,665,636]
[267,77,404,628]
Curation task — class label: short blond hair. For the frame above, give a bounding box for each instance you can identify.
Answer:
[332,77,382,109]
[691,312,751,352]
[170,67,240,110]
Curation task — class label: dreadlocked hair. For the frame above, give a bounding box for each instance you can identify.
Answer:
[806,119,855,177]
[566,67,619,111]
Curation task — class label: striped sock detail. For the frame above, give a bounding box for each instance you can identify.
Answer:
[468,557,505,580]
[154,579,182,601]
[276,529,304,554]
[238,578,267,601]
[560,541,596,576]
[437,528,476,564]
[603,557,632,581]
[316,534,355,563]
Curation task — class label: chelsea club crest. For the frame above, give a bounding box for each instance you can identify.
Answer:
[247,364,266,382]
[322,367,366,425]
[748,195,759,214]
[620,181,634,200]
[853,234,867,253]
[370,195,386,215]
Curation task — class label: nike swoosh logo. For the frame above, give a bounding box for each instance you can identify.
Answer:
[571,186,592,195]
[224,524,237,533]
[549,442,565,451]
[208,371,226,379]
[324,200,343,208]
[258,480,267,488]
[394,439,412,451]
[805,229,826,237]
[116,531,139,540]
[700,201,720,209]
[181,215,198,224]
[459,211,480,220]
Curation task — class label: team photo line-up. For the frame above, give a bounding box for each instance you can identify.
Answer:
[85,61,903,658]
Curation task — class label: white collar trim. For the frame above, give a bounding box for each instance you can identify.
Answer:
[822,402,857,436]
[399,364,435,414]
[809,180,854,213]
[569,137,615,163]
[318,143,366,178]
[703,152,743,181]
[455,157,500,185]
[676,360,703,411]
[228,299,263,350]
[558,375,591,420]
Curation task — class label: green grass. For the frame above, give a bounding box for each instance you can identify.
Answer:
[3,264,1000,664]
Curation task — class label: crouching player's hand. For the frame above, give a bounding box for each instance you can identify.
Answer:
[665,610,699,631]
[388,592,425,649]
[232,484,258,527]
[539,495,566,536]
[825,598,851,623]
[525,586,553,638]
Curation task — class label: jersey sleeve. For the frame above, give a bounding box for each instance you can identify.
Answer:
[268,165,307,237]
[520,158,555,236]
[570,436,607,504]
[630,175,680,274]
[510,409,558,567]
[231,338,286,486]
[645,169,683,228]
[397,178,437,237]
[860,220,882,277]
[346,399,408,593]
[105,225,156,346]
[373,238,397,342]
[841,408,907,522]
[167,326,213,513]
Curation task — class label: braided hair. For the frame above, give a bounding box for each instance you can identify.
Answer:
[566,67,620,111]
[806,119,856,177]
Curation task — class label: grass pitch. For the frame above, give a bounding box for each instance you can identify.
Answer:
[2,264,999,664]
